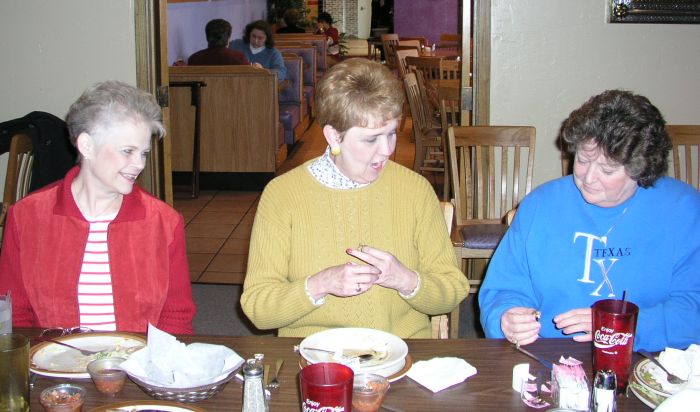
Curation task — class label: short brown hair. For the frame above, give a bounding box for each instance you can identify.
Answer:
[315,58,404,133]
[559,89,670,187]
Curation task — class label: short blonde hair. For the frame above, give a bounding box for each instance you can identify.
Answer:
[315,58,404,133]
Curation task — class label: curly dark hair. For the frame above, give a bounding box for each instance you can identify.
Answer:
[559,89,671,188]
[317,12,333,25]
[205,19,232,47]
[243,20,274,48]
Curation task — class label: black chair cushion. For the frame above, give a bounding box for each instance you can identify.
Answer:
[460,223,508,249]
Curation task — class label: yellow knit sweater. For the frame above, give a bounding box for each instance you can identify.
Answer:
[241,160,469,338]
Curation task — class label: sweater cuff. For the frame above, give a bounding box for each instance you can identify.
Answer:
[399,271,421,299]
[305,276,325,306]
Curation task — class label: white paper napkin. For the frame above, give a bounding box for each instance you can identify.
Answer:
[120,323,244,388]
[406,357,477,393]
[659,344,700,383]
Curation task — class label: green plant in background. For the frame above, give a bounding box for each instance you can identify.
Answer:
[338,32,349,58]
[267,0,313,29]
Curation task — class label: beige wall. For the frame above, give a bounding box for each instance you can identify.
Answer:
[0,0,137,199]
[490,1,700,187]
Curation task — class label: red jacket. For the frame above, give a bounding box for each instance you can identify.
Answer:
[0,167,196,333]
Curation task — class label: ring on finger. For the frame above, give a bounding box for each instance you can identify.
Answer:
[356,283,362,293]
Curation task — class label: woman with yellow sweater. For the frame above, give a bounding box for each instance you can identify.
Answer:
[241,58,469,338]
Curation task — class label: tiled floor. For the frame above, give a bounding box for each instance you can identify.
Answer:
[175,121,418,285]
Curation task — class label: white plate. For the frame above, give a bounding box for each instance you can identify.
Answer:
[633,358,685,397]
[299,327,408,376]
[89,400,206,411]
[31,332,146,379]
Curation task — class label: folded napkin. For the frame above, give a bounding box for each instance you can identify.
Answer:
[120,324,244,388]
[406,357,477,393]
[658,344,700,383]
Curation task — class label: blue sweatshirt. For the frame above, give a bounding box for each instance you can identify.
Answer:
[229,39,287,81]
[479,176,700,351]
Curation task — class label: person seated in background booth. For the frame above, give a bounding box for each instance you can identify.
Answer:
[241,58,469,338]
[0,81,196,334]
[230,20,287,81]
[276,9,306,34]
[188,18,249,66]
[478,89,700,351]
[315,12,340,61]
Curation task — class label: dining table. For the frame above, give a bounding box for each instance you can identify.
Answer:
[18,327,651,411]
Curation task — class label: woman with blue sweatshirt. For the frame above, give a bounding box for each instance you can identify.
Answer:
[230,20,287,81]
[479,90,700,351]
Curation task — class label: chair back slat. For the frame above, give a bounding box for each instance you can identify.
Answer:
[1,133,34,227]
[447,126,535,225]
[667,125,700,190]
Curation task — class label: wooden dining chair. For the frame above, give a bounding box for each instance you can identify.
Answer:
[439,59,461,83]
[1,133,34,232]
[395,48,419,80]
[380,33,400,70]
[666,125,700,190]
[446,126,535,293]
[430,201,455,339]
[404,72,448,200]
[405,56,442,84]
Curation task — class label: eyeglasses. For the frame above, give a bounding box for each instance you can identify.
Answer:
[40,326,93,338]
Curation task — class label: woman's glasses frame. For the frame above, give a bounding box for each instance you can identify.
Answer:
[39,326,93,338]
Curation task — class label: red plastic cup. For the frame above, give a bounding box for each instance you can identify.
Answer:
[300,362,354,411]
[592,299,639,393]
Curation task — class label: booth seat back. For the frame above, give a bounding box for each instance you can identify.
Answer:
[274,33,327,76]
[280,54,305,145]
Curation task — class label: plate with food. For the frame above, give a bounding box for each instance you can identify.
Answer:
[298,327,408,377]
[89,400,206,412]
[31,332,146,379]
[629,374,668,409]
[632,358,686,398]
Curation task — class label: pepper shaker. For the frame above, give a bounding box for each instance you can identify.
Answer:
[592,369,617,412]
[242,358,268,412]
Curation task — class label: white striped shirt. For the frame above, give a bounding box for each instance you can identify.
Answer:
[78,214,117,331]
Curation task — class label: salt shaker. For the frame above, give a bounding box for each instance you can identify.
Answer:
[242,358,267,412]
[592,369,616,412]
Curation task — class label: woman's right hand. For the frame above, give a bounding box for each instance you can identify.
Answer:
[501,307,541,346]
[306,262,381,299]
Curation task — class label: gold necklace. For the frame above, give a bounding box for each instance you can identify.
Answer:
[600,206,629,243]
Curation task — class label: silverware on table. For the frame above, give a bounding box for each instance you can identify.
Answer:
[302,347,376,363]
[512,344,553,370]
[33,337,106,356]
[638,349,686,385]
[267,359,284,390]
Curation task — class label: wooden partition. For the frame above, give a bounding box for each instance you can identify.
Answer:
[169,65,281,173]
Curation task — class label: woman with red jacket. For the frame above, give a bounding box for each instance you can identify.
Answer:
[315,12,340,61]
[0,81,196,334]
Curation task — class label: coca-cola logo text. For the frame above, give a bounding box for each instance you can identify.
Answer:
[594,326,633,349]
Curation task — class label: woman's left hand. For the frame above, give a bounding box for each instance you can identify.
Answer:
[347,245,418,295]
[554,308,593,342]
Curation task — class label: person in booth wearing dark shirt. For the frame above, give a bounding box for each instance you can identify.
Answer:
[188,19,249,66]
[276,9,306,34]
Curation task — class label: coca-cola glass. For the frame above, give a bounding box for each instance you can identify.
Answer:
[592,299,639,393]
[300,362,354,411]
